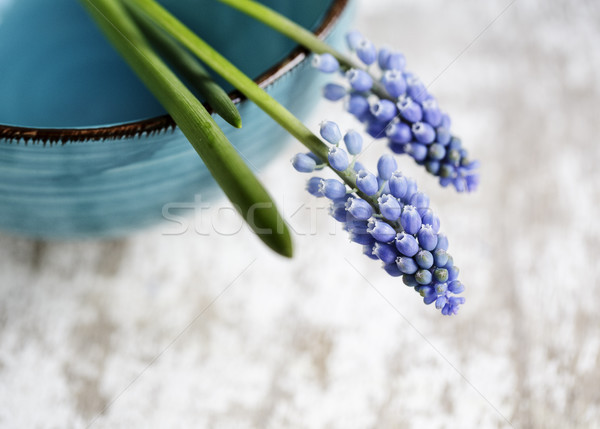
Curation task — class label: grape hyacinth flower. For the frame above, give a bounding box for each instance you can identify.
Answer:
[291,123,466,315]
[314,31,480,193]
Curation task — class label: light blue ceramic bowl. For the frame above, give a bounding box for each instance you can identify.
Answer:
[0,0,353,238]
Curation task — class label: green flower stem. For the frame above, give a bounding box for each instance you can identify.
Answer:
[125,0,384,211]
[127,4,242,128]
[217,0,390,99]
[81,0,293,257]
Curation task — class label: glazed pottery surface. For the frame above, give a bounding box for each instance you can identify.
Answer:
[0,0,353,237]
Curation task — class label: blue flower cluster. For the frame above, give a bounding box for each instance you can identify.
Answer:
[311,31,480,193]
[292,121,466,315]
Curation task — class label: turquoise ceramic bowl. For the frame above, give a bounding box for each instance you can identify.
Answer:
[0,0,353,238]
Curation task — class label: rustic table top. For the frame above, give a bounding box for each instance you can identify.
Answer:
[1,0,599,428]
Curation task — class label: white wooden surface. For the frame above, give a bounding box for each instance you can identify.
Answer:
[1,0,600,427]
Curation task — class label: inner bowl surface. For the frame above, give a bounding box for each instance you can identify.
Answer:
[0,0,333,129]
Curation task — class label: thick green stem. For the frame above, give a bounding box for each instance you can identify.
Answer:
[127,4,242,128]
[81,0,293,257]
[125,0,384,211]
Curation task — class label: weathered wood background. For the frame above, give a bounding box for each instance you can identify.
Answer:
[1,0,599,427]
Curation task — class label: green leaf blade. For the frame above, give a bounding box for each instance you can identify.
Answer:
[81,0,292,257]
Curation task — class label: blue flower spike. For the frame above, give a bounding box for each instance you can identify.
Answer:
[294,120,466,315]
[317,32,480,192]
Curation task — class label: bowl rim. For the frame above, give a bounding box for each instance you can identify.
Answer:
[0,0,348,144]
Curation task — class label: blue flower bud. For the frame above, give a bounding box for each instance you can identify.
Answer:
[386,121,412,143]
[343,130,363,155]
[306,177,324,197]
[425,161,440,175]
[385,52,406,71]
[435,296,447,309]
[353,161,366,173]
[374,154,396,180]
[435,233,449,251]
[320,179,347,200]
[356,39,377,65]
[345,30,363,51]
[312,53,340,73]
[388,142,405,154]
[421,99,442,127]
[378,194,401,221]
[377,46,391,69]
[439,163,455,178]
[435,282,448,294]
[417,224,437,250]
[447,265,460,281]
[323,83,347,101]
[345,197,373,220]
[346,94,370,118]
[368,219,397,243]
[320,121,342,144]
[406,77,429,103]
[363,245,379,260]
[383,263,403,277]
[448,137,462,150]
[404,178,418,203]
[400,205,422,235]
[444,254,454,268]
[344,219,368,234]
[291,153,317,173]
[373,242,398,264]
[395,232,419,257]
[428,143,446,161]
[436,127,452,145]
[415,250,434,269]
[350,231,375,246]
[347,69,373,92]
[382,70,407,98]
[356,169,379,196]
[370,99,397,122]
[420,209,440,233]
[402,274,418,286]
[433,268,449,283]
[441,113,452,129]
[433,248,449,267]
[410,192,430,209]
[330,200,350,223]
[389,172,407,199]
[404,143,428,162]
[328,146,350,171]
[446,149,461,166]
[424,293,438,305]
[397,96,423,123]
[412,122,436,144]
[448,280,464,294]
[415,269,433,285]
[396,256,418,275]
[366,118,388,138]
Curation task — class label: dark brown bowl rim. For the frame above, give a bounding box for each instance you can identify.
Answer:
[0,0,349,144]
